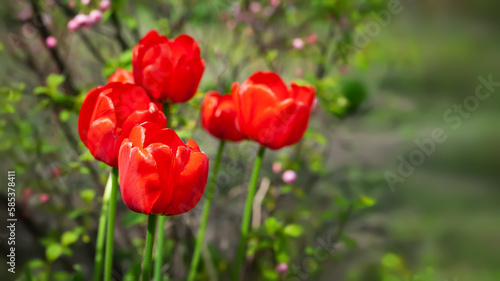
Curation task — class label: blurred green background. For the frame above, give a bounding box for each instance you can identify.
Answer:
[0,0,499,280]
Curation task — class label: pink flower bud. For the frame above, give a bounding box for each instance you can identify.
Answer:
[89,10,103,22]
[40,193,50,203]
[250,1,261,13]
[272,162,282,174]
[52,167,61,177]
[81,0,91,5]
[99,0,111,12]
[282,170,297,184]
[276,263,288,273]
[67,19,79,30]
[74,14,92,28]
[17,6,33,21]
[45,36,57,48]
[339,65,349,75]
[307,34,317,44]
[23,189,32,198]
[339,17,349,29]
[68,0,76,8]
[292,38,304,50]
[270,0,280,7]
[295,67,303,78]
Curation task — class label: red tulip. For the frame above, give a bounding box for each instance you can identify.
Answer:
[132,30,205,103]
[108,68,134,84]
[118,122,209,216]
[232,71,315,149]
[201,91,244,141]
[78,82,166,167]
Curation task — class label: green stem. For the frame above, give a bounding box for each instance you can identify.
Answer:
[187,140,226,281]
[104,167,118,281]
[152,101,172,281]
[94,172,113,281]
[154,216,166,280]
[234,146,266,281]
[142,215,158,281]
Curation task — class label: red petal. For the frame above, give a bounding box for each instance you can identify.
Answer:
[118,143,162,215]
[290,82,315,109]
[243,71,289,101]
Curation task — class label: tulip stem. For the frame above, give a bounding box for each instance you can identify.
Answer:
[152,101,172,281]
[104,167,118,281]
[187,140,226,281]
[234,146,266,280]
[93,171,113,281]
[154,216,166,280]
[143,215,158,281]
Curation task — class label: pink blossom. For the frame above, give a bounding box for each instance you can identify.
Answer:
[272,162,282,174]
[339,17,349,29]
[45,36,57,48]
[68,0,76,8]
[276,263,288,273]
[99,0,111,12]
[249,1,261,13]
[81,0,91,5]
[89,10,103,22]
[74,14,92,28]
[52,167,61,177]
[282,170,297,184]
[312,97,319,111]
[292,38,304,50]
[307,34,317,44]
[270,0,280,7]
[339,65,349,75]
[67,19,79,30]
[295,67,303,78]
[23,189,32,198]
[40,193,50,203]
[17,6,32,21]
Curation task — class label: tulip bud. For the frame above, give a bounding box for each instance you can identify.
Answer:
[282,170,297,184]
[45,36,57,48]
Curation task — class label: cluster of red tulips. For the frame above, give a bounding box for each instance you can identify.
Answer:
[78,30,315,281]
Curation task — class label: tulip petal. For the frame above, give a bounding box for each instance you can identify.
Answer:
[119,142,162,215]
[290,82,315,109]
[167,148,209,215]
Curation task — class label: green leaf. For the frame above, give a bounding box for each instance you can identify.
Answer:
[265,217,283,235]
[47,74,65,92]
[333,195,350,207]
[34,86,48,95]
[283,224,303,237]
[61,230,80,246]
[59,110,70,122]
[46,243,64,262]
[80,189,95,205]
[263,269,279,280]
